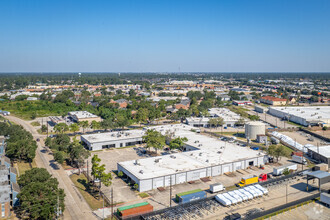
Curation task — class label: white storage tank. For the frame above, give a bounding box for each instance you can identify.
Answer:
[245,121,265,140]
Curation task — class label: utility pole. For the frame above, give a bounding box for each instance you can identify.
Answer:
[111,187,114,220]
[170,175,172,207]
[102,191,105,220]
[286,183,288,204]
[87,159,89,181]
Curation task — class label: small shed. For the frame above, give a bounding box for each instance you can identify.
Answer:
[306,170,330,192]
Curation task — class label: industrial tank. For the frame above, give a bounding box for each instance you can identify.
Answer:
[245,121,265,140]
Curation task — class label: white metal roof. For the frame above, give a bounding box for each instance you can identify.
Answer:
[119,124,264,179]
[82,130,144,144]
[68,111,99,119]
[269,106,330,123]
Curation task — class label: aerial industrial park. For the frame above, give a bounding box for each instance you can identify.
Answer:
[0,72,330,220]
[1,0,330,219]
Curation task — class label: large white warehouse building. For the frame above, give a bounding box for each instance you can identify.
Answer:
[81,130,144,151]
[118,124,266,192]
[186,108,242,128]
[268,106,330,127]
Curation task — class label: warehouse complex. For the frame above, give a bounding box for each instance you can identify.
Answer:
[117,124,266,192]
[68,111,102,123]
[185,108,242,128]
[268,106,330,127]
[81,130,144,151]
[307,146,330,167]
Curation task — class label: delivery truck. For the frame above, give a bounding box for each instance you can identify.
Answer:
[273,163,297,176]
[236,174,267,187]
[210,183,225,193]
[292,155,307,165]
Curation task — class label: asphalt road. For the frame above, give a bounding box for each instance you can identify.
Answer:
[5,116,96,220]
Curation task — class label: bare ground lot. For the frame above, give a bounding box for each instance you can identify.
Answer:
[281,131,326,146]
[266,201,330,220]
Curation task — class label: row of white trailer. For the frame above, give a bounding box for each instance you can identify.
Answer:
[215,184,268,206]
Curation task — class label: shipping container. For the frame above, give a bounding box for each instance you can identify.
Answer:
[117,202,153,219]
[177,190,207,204]
[292,151,303,157]
[176,189,202,202]
[210,183,225,193]
[273,163,297,176]
[292,155,307,164]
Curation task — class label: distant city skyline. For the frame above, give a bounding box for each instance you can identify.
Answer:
[1,0,330,72]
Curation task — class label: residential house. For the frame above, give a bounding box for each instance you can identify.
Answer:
[260,96,287,106]
[175,99,190,110]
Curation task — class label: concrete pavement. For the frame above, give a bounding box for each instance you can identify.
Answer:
[5,116,96,220]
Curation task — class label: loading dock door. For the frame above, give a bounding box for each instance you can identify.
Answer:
[223,166,230,173]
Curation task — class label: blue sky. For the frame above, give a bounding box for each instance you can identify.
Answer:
[0,0,330,72]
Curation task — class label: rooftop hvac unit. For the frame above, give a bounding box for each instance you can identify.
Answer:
[318,116,322,118]
[217,151,222,154]
[170,155,176,159]
[206,160,209,163]
[155,158,161,163]
[139,170,144,174]
[199,152,202,156]
[135,160,140,165]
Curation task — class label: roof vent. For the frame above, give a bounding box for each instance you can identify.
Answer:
[139,170,144,174]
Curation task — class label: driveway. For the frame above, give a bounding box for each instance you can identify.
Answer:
[5,116,96,220]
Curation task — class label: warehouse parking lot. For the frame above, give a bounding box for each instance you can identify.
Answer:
[144,176,328,220]
[267,201,330,220]
[90,147,294,211]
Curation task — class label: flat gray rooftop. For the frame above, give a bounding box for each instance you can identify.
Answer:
[82,130,145,144]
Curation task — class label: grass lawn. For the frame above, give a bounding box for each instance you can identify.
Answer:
[16,160,37,176]
[281,144,294,157]
[70,173,108,210]
[138,192,150,198]
[31,121,41,126]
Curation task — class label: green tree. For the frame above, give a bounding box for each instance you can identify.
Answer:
[54,151,66,164]
[235,117,245,126]
[31,112,37,120]
[142,129,166,153]
[101,119,115,131]
[17,168,65,220]
[267,145,286,162]
[69,123,80,135]
[283,168,290,175]
[54,123,69,134]
[208,117,224,129]
[169,137,188,151]
[41,124,48,133]
[91,155,112,197]
[248,115,260,121]
[137,108,149,126]
[68,139,90,173]
[79,121,89,133]
[91,120,101,131]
